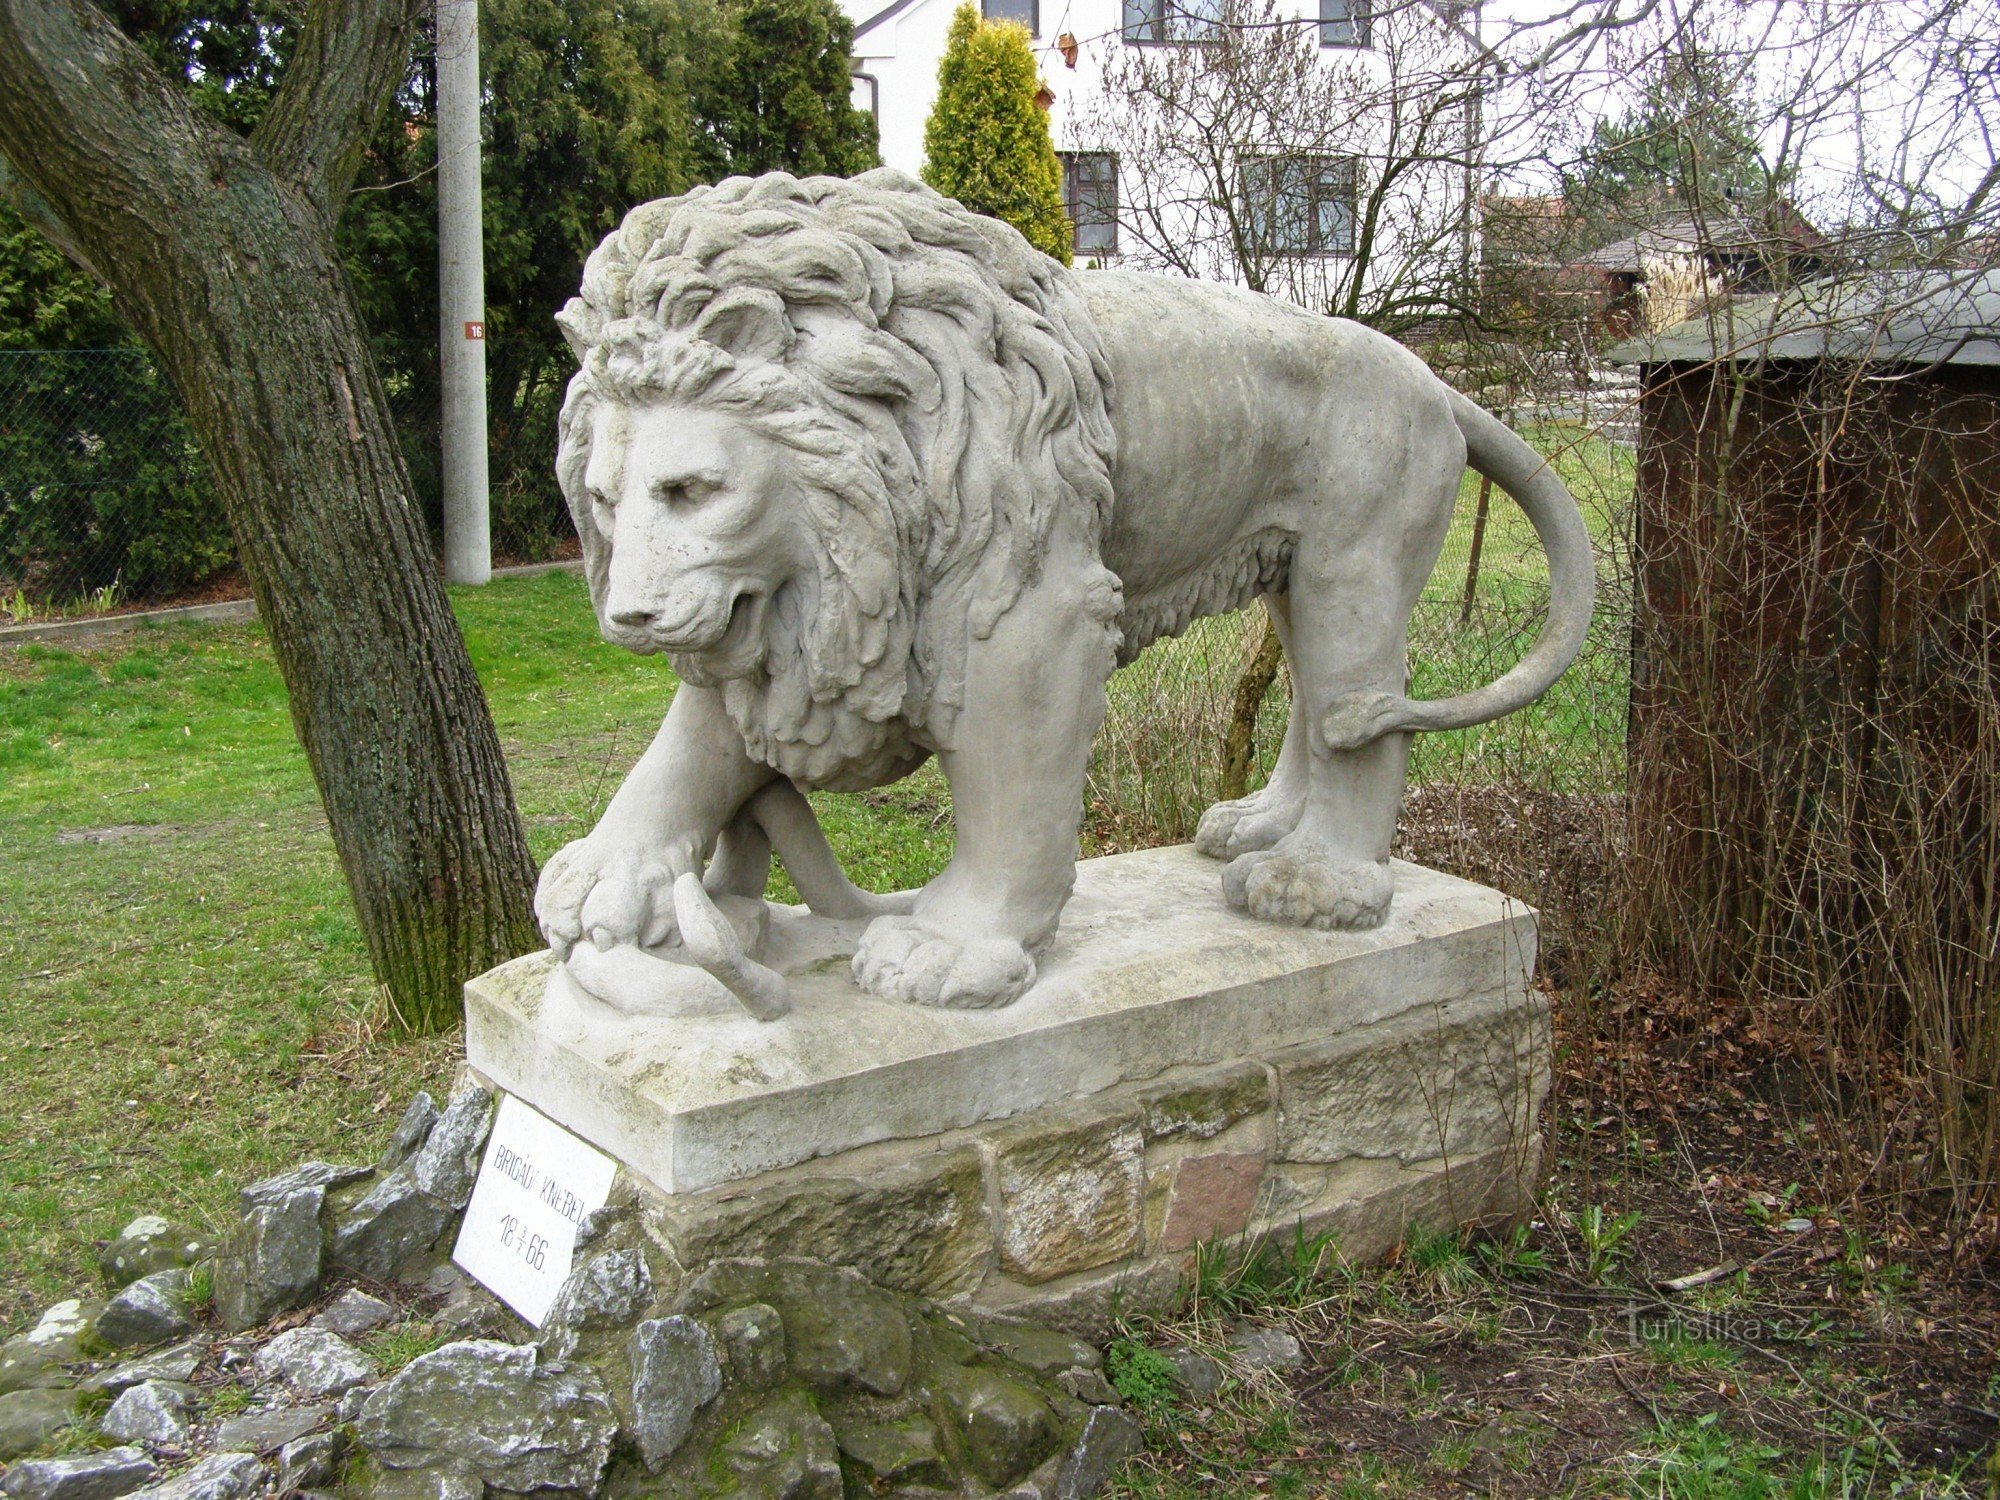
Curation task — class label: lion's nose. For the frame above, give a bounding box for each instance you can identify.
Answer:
[611,607,657,629]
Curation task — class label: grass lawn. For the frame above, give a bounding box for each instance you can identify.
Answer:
[0,569,956,1327]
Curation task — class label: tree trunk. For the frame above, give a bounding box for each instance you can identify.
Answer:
[1219,611,1284,804]
[0,0,539,1032]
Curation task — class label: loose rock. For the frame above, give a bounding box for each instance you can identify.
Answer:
[214,1404,329,1455]
[275,1431,346,1492]
[89,1341,204,1396]
[239,1163,368,1209]
[1163,1348,1224,1399]
[539,1250,650,1361]
[212,1184,324,1332]
[313,1290,396,1340]
[407,1086,492,1211]
[1053,1406,1146,1499]
[15,1303,100,1366]
[0,1337,68,1398]
[97,1220,211,1294]
[0,1447,157,1500]
[1227,1323,1303,1374]
[353,1340,616,1494]
[325,1168,450,1283]
[713,1390,841,1500]
[712,1302,786,1391]
[96,1273,195,1351]
[128,1453,265,1500]
[379,1095,440,1171]
[833,1414,951,1488]
[694,1262,911,1398]
[1056,1367,1122,1406]
[253,1328,374,1399]
[628,1317,721,1470]
[100,1381,193,1447]
[935,1363,1062,1489]
[0,1388,82,1462]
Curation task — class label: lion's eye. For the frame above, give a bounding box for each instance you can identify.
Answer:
[654,480,707,508]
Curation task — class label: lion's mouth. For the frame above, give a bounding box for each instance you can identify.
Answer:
[665,587,767,680]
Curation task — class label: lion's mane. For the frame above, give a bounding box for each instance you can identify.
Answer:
[555,168,1118,787]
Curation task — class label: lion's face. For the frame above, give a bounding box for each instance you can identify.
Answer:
[585,400,810,685]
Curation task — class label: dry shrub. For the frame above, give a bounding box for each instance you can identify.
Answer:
[1621,358,2000,1233]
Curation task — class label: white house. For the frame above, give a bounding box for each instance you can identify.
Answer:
[842,0,1489,318]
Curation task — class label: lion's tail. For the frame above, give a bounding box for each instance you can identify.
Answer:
[1319,388,1596,751]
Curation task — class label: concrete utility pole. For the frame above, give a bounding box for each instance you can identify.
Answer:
[437,0,491,585]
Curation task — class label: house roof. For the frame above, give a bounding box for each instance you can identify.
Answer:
[1606,268,2000,368]
[852,0,922,41]
[1577,201,1828,275]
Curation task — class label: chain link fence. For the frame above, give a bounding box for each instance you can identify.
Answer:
[0,342,577,617]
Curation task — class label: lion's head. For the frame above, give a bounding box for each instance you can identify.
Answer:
[555,168,1117,788]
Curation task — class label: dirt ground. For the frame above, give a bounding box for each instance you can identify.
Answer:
[1108,980,2000,1498]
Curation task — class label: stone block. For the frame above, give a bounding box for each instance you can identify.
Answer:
[973,1255,1187,1339]
[1275,995,1550,1167]
[644,1145,991,1299]
[1152,1151,1267,1254]
[1134,1062,1269,1144]
[466,849,1535,1194]
[1256,1143,1541,1266]
[988,1106,1144,1285]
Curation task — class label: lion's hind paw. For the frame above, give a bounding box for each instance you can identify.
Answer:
[1221,839,1393,931]
[852,916,1036,1009]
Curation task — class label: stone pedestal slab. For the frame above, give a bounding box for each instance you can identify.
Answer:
[465,846,1549,1333]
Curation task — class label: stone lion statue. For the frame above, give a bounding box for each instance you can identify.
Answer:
[536,168,1593,1015]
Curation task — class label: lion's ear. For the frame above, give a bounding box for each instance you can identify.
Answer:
[556,298,601,363]
[693,288,794,364]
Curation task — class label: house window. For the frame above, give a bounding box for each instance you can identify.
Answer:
[983,0,1037,32]
[1319,0,1370,47]
[1060,152,1119,255]
[1242,154,1358,256]
[1122,0,1222,44]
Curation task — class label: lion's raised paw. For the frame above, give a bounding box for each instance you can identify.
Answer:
[1221,840,1393,931]
[852,916,1036,1009]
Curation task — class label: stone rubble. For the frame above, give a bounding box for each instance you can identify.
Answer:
[128,1453,263,1500]
[95,1274,195,1352]
[0,1080,1148,1500]
[251,1328,374,1399]
[311,1291,395,1341]
[627,1317,722,1469]
[97,1223,211,1297]
[0,1447,156,1500]
[1227,1322,1305,1373]
[212,1404,329,1455]
[99,1382,192,1448]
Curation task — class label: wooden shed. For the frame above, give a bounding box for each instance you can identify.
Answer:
[1608,272,1999,1029]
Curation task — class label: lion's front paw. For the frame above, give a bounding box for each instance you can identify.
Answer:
[1194,788,1305,860]
[1221,838,1393,931]
[852,915,1036,1009]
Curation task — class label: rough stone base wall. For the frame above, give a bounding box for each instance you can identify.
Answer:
[566,990,1550,1337]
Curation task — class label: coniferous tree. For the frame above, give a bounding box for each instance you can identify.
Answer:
[920,4,1071,264]
[696,0,879,178]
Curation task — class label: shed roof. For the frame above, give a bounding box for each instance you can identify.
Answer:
[1576,201,1828,275]
[1606,268,2000,368]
